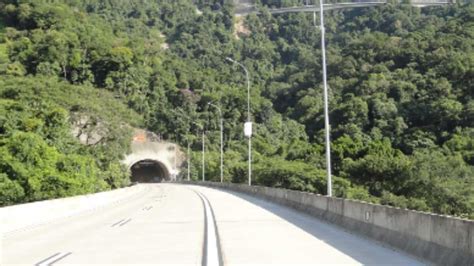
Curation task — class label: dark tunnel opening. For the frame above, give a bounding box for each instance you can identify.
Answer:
[130,160,170,183]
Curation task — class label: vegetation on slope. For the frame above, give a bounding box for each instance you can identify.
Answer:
[0,0,472,218]
[0,76,141,205]
[0,0,145,205]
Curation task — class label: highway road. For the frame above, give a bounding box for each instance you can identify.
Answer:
[2,184,425,265]
[234,1,452,16]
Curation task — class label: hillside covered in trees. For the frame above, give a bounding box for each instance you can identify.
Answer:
[0,0,472,219]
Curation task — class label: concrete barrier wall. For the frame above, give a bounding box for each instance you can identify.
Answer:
[186,181,473,266]
[1,184,147,234]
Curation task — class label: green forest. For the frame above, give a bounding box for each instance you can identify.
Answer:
[0,0,472,219]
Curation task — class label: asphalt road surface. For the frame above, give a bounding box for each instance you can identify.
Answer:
[2,184,424,265]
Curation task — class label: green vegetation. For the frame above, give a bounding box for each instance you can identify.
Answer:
[0,17,8,65]
[0,76,140,205]
[0,1,472,219]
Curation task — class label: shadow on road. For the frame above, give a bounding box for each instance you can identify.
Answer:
[208,187,423,265]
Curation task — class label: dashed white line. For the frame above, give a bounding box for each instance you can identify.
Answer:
[111,218,132,227]
[35,252,72,265]
[118,218,132,227]
[111,219,125,227]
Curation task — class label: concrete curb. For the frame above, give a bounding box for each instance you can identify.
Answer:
[183,181,474,266]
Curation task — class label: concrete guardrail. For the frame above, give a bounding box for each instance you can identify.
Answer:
[1,184,147,235]
[185,181,473,266]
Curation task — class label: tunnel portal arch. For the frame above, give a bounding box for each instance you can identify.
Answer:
[129,159,171,183]
[122,130,184,182]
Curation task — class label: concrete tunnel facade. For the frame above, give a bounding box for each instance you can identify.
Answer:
[122,130,184,182]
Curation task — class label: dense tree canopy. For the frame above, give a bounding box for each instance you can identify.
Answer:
[0,0,472,218]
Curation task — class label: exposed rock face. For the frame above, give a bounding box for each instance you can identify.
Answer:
[132,129,161,142]
[70,113,107,145]
[234,16,251,39]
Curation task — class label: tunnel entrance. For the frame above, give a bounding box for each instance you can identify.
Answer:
[130,160,170,183]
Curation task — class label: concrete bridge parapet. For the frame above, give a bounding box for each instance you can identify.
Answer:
[184,181,474,265]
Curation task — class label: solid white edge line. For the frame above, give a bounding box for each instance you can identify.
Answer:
[197,192,220,266]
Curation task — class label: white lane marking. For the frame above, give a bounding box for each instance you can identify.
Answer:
[35,253,60,265]
[118,218,132,227]
[195,191,220,266]
[111,219,125,227]
[35,252,72,265]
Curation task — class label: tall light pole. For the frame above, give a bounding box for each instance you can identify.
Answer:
[226,57,252,186]
[170,109,205,182]
[174,142,177,180]
[187,140,191,181]
[316,0,332,197]
[249,2,333,196]
[190,121,205,182]
[202,129,205,182]
[208,102,224,183]
[173,130,177,181]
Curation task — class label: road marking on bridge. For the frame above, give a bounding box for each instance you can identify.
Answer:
[193,190,222,266]
[111,219,125,227]
[118,218,132,227]
[35,252,72,265]
[111,218,132,227]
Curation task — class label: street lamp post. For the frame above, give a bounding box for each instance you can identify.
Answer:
[316,0,332,197]
[174,130,177,181]
[202,129,205,182]
[190,121,205,182]
[187,140,191,181]
[226,57,252,186]
[246,1,333,196]
[208,102,224,183]
[174,142,177,180]
[170,109,205,182]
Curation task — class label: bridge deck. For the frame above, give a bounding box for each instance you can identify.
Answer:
[2,184,424,265]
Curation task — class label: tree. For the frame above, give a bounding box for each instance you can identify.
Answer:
[0,173,25,205]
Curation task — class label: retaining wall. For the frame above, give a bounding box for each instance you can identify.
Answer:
[186,181,473,266]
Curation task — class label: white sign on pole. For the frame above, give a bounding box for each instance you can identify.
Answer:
[244,122,252,137]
